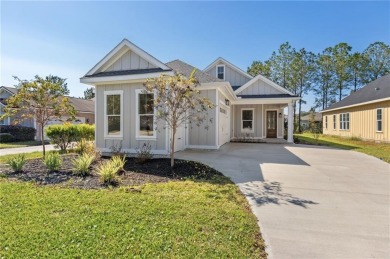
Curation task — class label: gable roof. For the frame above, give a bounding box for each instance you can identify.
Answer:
[166,60,224,84]
[84,39,171,76]
[301,112,322,121]
[0,86,17,95]
[235,74,296,96]
[322,74,390,112]
[203,57,253,80]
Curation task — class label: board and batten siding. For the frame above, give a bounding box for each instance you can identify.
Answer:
[232,104,284,139]
[239,80,285,95]
[188,89,217,147]
[106,50,157,72]
[205,63,251,87]
[95,83,167,152]
[322,100,390,142]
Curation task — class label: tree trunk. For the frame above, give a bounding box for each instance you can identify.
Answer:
[339,83,342,101]
[298,98,302,133]
[170,127,176,168]
[41,124,46,158]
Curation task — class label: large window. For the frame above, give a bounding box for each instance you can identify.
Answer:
[333,114,336,130]
[377,108,383,132]
[339,113,350,130]
[136,90,155,138]
[216,65,225,80]
[241,109,254,133]
[324,116,328,129]
[104,91,122,138]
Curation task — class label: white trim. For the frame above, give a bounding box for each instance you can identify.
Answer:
[333,114,337,130]
[215,90,219,146]
[241,108,255,133]
[185,145,220,150]
[321,97,390,113]
[85,39,170,76]
[99,147,169,155]
[265,109,279,138]
[216,64,225,80]
[235,74,295,96]
[104,90,123,139]
[339,113,350,131]
[324,115,328,129]
[262,104,265,138]
[232,97,299,105]
[135,89,157,140]
[204,57,253,80]
[0,86,16,95]
[80,71,174,85]
[376,108,383,132]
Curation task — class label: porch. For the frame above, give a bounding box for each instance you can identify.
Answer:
[230,137,288,144]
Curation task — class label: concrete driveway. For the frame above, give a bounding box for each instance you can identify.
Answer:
[176,143,390,259]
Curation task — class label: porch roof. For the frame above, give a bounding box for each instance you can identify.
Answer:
[237,94,298,99]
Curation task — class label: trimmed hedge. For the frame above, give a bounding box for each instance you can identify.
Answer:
[0,133,14,143]
[0,125,36,141]
[45,124,95,151]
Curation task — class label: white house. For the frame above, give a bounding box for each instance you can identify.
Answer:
[80,39,299,154]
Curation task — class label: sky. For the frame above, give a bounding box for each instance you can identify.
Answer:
[1,1,389,111]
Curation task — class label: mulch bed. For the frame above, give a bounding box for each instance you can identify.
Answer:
[1,155,226,189]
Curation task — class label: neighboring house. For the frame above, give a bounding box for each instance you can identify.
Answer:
[321,75,389,142]
[0,86,95,140]
[300,112,322,130]
[80,39,299,154]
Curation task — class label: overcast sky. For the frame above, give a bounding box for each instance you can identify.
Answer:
[2,1,389,111]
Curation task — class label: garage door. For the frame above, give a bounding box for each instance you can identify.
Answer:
[219,104,230,146]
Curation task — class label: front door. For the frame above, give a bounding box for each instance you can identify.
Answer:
[174,124,185,152]
[266,111,277,138]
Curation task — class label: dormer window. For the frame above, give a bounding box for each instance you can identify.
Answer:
[217,65,225,80]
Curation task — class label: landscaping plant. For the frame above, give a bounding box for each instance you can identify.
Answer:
[135,142,153,164]
[111,155,126,173]
[75,138,95,156]
[72,153,94,176]
[7,154,26,172]
[44,152,62,172]
[96,160,119,185]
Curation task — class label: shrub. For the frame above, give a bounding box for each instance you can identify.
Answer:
[72,153,94,176]
[75,124,95,141]
[0,125,36,141]
[111,155,126,173]
[135,143,153,164]
[0,133,14,143]
[97,160,119,185]
[44,152,62,172]
[75,138,95,156]
[7,154,26,172]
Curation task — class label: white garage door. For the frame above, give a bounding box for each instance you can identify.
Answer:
[219,103,230,146]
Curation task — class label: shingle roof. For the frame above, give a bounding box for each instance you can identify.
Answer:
[165,60,224,84]
[237,94,298,99]
[1,86,17,94]
[84,68,171,78]
[322,74,390,111]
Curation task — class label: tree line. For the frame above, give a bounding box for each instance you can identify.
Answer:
[247,42,390,132]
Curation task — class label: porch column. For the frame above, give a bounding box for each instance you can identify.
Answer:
[287,102,294,143]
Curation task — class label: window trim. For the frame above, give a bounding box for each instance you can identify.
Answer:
[241,108,254,133]
[376,108,383,133]
[104,90,123,139]
[135,89,157,140]
[339,113,350,131]
[333,114,337,130]
[324,116,328,129]
[216,65,225,80]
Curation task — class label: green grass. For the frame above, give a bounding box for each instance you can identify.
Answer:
[0,141,47,149]
[294,133,390,163]
[0,150,57,163]
[0,180,266,258]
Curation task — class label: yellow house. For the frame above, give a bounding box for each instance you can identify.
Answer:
[321,75,389,143]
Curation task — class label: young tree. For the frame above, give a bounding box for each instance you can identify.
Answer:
[84,87,95,99]
[143,71,215,167]
[331,43,352,101]
[362,42,390,82]
[1,76,76,157]
[247,60,271,77]
[290,48,316,132]
[46,75,70,95]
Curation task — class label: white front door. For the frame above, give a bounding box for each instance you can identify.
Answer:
[174,124,185,152]
[219,104,230,146]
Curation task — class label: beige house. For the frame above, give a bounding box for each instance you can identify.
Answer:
[321,75,390,142]
[80,39,299,155]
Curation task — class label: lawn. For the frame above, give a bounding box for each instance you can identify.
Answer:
[0,179,266,258]
[0,150,57,163]
[0,140,47,149]
[294,133,390,163]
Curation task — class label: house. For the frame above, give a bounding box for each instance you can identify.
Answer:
[321,75,389,142]
[0,86,95,140]
[80,39,299,154]
[300,112,322,131]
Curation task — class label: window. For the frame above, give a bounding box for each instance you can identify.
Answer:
[333,115,336,130]
[241,109,254,133]
[136,90,155,138]
[377,109,383,132]
[104,91,122,138]
[339,113,350,130]
[324,116,328,129]
[216,65,225,80]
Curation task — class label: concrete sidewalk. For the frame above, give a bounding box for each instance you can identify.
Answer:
[176,143,390,259]
[0,144,58,156]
